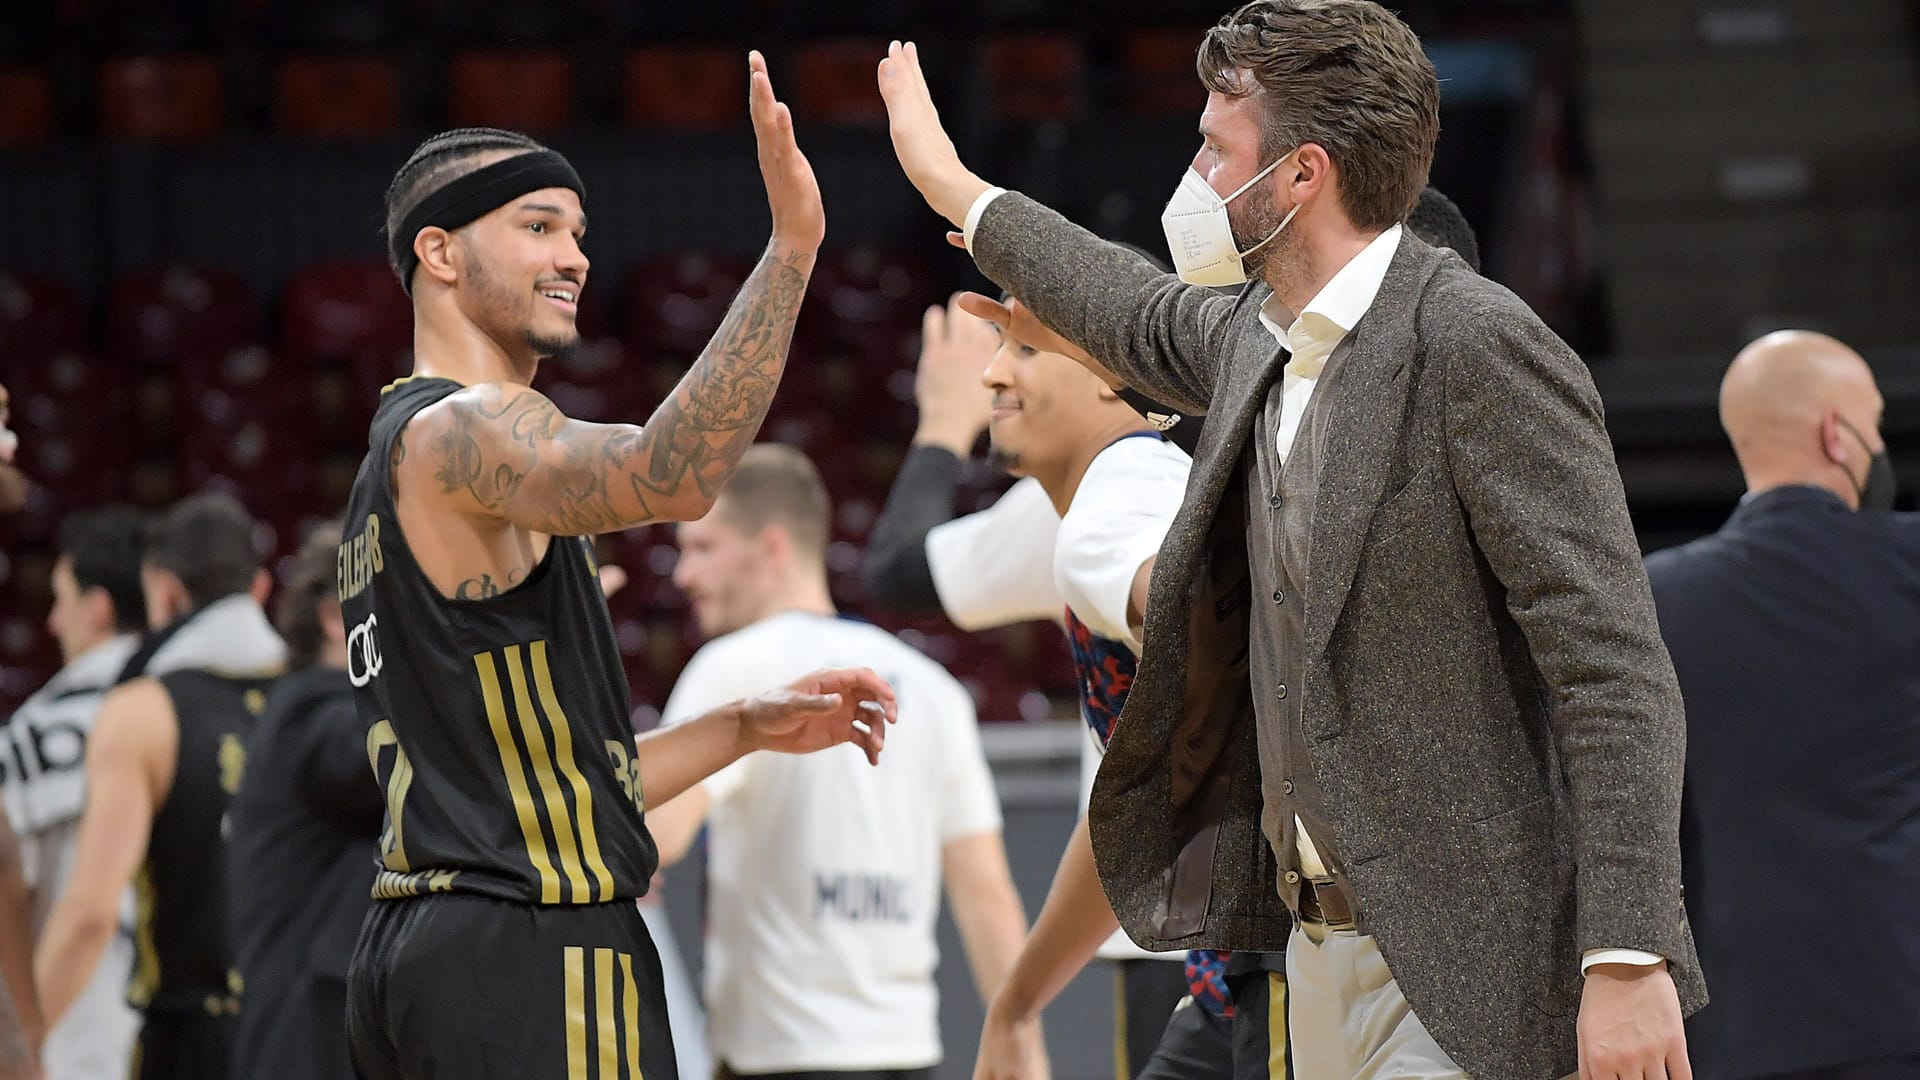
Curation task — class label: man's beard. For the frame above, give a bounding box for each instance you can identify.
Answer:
[1228,186,1295,278]
[987,444,1022,475]
[524,326,579,362]
[468,255,580,360]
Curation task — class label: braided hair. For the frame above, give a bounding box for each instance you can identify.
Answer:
[382,127,549,283]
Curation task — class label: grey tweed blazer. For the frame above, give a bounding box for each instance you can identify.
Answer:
[972,193,1706,1079]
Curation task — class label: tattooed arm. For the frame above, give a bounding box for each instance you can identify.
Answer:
[401,49,822,536]
[407,247,811,534]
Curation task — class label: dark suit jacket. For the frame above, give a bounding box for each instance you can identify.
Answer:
[1646,486,1920,1079]
[972,193,1705,1079]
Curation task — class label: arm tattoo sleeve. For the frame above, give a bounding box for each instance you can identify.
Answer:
[428,246,812,535]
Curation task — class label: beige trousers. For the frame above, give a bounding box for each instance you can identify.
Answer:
[1285,926,1469,1080]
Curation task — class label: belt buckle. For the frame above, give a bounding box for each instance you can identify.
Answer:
[1307,876,1357,934]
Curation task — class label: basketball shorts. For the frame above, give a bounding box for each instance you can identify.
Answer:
[348,892,675,1080]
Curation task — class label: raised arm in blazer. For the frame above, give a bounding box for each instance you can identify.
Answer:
[971,192,1247,416]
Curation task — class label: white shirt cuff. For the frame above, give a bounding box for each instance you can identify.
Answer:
[962,187,1008,256]
[1582,948,1666,972]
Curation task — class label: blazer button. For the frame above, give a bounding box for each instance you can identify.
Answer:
[1284,870,1300,884]
[1276,684,1289,700]
[1281,779,1294,794]
[1272,590,1284,604]
[1268,495,1282,509]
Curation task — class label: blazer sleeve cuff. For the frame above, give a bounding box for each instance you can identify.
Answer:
[963,187,1009,255]
[1582,948,1666,972]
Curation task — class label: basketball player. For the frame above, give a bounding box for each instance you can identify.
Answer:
[1,507,147,1079]
[866,296,1194,1080]
[37,493,287,1080]
[341,53,896,1080]
[645,444,1028,1080]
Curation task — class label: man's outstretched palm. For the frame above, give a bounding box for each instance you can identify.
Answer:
[744,668,897,765]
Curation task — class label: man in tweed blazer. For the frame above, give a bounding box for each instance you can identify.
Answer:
[877,4,1704,1078]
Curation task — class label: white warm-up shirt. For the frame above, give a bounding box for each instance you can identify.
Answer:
[1054,434,1190,658]
[661,612,1002,1072]
[925,476,1063,629]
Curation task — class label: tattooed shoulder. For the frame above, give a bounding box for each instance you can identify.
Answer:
[424,385,559,512]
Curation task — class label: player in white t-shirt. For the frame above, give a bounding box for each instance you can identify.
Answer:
[644,444,1029,1080]
[867,292,1298,1080]
[863,300,1198,1080]
[0,508,147,1080]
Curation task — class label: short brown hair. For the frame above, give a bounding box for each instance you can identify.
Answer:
[144,492,259,609]
[277,519,342,670]
[1197,0,1440,230]
[712,444,831,557]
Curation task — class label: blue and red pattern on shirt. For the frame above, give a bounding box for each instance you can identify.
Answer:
[1064,607,1133,746]
[1065,605,1235,1018]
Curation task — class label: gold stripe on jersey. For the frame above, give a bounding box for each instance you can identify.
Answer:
[565,946,589,1080]
[504,644,591,901]
[532,640,616,902]
[595,947,618,1078]
[620,952,644,1078]
[128,864,160,1008]
[476,651,564,903]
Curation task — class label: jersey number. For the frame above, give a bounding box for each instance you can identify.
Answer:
[604,740,644,815]
[366,719,414,871]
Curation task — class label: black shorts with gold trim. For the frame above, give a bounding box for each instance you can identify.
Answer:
[347,892,673,1080]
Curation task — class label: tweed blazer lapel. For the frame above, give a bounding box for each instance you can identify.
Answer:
[1303,235,1444,660]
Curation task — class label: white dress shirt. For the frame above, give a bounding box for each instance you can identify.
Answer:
[965,189,1659,973]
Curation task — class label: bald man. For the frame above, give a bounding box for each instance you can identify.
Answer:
[1644,331,1919,1080]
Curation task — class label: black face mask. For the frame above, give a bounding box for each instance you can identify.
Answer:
[1838,417,1896,512]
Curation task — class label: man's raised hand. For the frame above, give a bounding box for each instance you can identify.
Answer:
[914,295,999,455]
[749,50,824,256]
[877,41,991,228]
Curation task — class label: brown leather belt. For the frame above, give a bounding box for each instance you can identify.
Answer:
[1296,877,1358,932]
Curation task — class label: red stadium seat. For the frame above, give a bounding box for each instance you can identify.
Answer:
[0,67,52,145]
[795,40,888,126]
[984,36,1084,122]
[0,273,88,364]
[1123,30,1205,116]
[106,264,259,366]
[281,259,411,363]
[99,55,223,140]
[806,247,937,327]
[623,46,744,130]
[449,50,572,133]
[280,259,413,426]
[622,253,754,357]
[276,53,400,136]
[179,382,316,511]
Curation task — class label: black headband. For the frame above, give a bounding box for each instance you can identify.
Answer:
[391,149,585,294]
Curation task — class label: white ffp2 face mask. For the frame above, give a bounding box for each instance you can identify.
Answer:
[1160,153,1298,288]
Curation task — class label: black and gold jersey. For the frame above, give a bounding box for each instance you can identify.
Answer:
[339,377,656,906]
[132,669,268,1016]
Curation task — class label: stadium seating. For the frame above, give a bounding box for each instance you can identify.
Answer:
[0,67,51,145]
[276,53,401,136]
[106,264,260,367]
[448,49,572,132]
[99,54,223,140]
[623,47,745,131]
